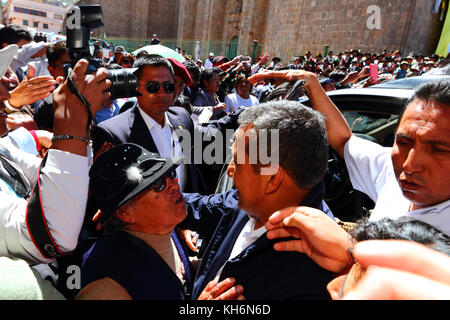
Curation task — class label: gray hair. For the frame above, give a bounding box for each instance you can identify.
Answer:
[238,100,329,189]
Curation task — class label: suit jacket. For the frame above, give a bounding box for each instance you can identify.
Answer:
[91,104,207,194]
[182,183,334,300]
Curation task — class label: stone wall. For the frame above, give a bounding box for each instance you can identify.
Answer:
[146,0,180,39]
[403,0,444,55]
[78,0,178,40]
[257,0,441,63]
[77,0,444,62]
[177,0,443,63]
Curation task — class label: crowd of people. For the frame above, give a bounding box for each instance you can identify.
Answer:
[0,23,449,301]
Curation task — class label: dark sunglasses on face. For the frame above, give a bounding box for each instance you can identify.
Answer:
[148,169,177,192]
[140,81,176,94]
[121,60,132,64]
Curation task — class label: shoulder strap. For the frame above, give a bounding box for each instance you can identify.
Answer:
[26,154,71,259]
[0,156,29,198]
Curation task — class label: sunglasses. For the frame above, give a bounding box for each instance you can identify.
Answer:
[140,81,176,94]
[148,169,177,192]
[121,59,132,64]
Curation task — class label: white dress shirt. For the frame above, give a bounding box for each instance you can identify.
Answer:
[344,136,450,235]
[138,107,186,191]
[214,218,267,281]
[0,129,91,264]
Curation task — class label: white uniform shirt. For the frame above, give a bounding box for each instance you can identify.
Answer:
[138,107,186,191]
[344,136,450,235]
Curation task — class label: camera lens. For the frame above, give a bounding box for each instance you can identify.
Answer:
[106,68,139,100]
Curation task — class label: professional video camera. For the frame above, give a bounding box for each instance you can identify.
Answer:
[65,4,140,100]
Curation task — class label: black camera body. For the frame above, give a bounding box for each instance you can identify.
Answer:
[65,4,140,100]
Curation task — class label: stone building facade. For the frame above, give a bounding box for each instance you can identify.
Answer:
[79,0,180,39]
[180,0,444,63]
[77,0,444,63]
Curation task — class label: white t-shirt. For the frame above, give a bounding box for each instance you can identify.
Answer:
[224,93,259,114]
[344,136,450,235]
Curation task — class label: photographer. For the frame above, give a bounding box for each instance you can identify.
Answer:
[0,59,111,264]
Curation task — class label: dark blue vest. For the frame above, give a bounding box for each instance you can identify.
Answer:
[81,229,193,300]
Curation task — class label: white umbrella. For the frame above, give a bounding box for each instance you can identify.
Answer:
[132,44,184,62]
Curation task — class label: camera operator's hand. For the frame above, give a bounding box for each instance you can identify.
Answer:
[8,66,57,109]
[52,59,111,156]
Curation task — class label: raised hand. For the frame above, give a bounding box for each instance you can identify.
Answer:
[266,206,353,273]
[8,65,57,109]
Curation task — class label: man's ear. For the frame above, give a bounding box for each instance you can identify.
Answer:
[265,167,284,194]
[115,206,136,224]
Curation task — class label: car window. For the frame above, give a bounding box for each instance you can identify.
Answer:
[343,111,399,134]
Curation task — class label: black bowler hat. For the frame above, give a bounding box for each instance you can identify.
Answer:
[89,143,182,221]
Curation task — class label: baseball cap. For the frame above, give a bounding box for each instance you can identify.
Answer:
[89,143,183,221]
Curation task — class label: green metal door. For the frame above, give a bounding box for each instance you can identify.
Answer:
[228,36,239,59]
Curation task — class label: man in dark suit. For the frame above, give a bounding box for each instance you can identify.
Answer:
[92,55,207,194]
[181,100,335,299]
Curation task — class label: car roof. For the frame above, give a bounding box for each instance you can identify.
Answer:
[299,76,450,114]
[371,75,450,89]
[326,87,413,99]
[299,87,413,114]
